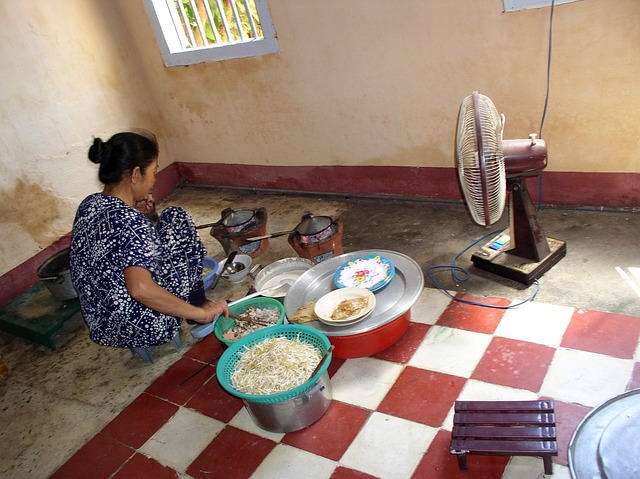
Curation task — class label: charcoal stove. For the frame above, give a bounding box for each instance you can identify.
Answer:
[209,207,269,258]
[287,214,344,264]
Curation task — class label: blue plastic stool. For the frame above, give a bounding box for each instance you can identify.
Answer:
[130,332,183,365]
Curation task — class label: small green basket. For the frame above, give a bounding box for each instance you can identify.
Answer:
[214,297,286,346]
[216,324,332,404]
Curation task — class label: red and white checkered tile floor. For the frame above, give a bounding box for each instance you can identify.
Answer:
[50,288,640,479]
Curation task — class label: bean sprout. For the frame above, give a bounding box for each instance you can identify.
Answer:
[231,335,322,395]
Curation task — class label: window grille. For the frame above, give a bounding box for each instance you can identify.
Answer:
[144,0,278,66]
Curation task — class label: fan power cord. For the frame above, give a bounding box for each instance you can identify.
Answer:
[537,0,556,212]
[426,229,541,309]
[538,0,555,141]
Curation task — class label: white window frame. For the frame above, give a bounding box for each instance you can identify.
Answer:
[503,0,580,12]
[144,0,279,67]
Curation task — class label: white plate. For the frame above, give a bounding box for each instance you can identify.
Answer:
[317,308,374,327]
[314,288,376,325]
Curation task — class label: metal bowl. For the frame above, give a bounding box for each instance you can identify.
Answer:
[220,254,252,283]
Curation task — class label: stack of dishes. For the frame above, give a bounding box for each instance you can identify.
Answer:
[314,288,376,327]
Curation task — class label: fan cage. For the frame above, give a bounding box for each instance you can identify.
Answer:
[456,93,507,226]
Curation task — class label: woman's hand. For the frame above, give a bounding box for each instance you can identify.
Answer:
[194,300,230,324]
[133,194,155,214]
[125,266,229,323]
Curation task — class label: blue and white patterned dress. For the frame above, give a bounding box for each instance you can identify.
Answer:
[70,193,205,348]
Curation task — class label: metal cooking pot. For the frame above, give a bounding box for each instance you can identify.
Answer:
[241,371,332,433]
[196,208,256,230]
[37,247,78,301]
[295,214,333,236]
[246,214,335,242]
[222,209,255,228]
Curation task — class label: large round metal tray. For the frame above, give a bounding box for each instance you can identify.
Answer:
[569,388,640,478]
[284,250,424,337]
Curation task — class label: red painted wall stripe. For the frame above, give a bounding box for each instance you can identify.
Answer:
[177,163,639,209]
[1,164,637,308]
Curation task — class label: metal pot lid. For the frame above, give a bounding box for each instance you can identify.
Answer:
[296,214,333,236]
[222,209,255,227]
[284,249,424,337]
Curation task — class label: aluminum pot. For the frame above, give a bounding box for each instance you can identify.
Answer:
[241,371,332,433]
[294,214,333,236]
[196,208,256,231]
[245,214,335,242]
[222,209,256,231]
[36,247,78,301]
[216,325,333,433]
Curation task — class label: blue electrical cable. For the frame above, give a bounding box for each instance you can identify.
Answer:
[426,229,541,309]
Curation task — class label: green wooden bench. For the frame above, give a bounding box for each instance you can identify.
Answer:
[0,282,81,349]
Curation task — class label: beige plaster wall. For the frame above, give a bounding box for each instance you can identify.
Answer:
[124,0,640,173]
[1,0,638,277]
[0,1,170,275]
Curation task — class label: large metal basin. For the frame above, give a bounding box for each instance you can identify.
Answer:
[569,389,640,478]
[284,250,424,356]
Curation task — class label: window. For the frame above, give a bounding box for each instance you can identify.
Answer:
[503,0,580,12]
[144,0,278,67]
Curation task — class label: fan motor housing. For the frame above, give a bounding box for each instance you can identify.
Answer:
[503,139,547,179]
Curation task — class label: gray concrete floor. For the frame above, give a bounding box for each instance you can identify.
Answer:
[0,186,638,478]
[179,185,639,317]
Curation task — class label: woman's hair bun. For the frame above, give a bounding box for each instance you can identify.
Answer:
[88,137,111,165]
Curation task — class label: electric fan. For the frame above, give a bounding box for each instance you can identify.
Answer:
[456,91,566,285]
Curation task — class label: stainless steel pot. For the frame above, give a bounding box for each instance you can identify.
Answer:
[196,208,256,231]
[37,247,78,301]
[222,209,256,230]
[246,214,335,242]
[295,214,333,235]
[241,371,332,433]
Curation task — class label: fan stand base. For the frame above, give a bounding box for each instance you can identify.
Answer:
[471,231,567,286]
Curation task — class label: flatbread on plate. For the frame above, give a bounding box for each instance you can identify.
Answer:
[289,301,318,324]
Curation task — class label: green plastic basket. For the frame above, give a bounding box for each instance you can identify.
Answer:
[216,324,332,404]
[214,297,286,346]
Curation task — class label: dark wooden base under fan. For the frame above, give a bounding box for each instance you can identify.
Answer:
[471,231,567,285]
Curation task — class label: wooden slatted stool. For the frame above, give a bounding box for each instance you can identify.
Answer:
[450,400,557,474]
